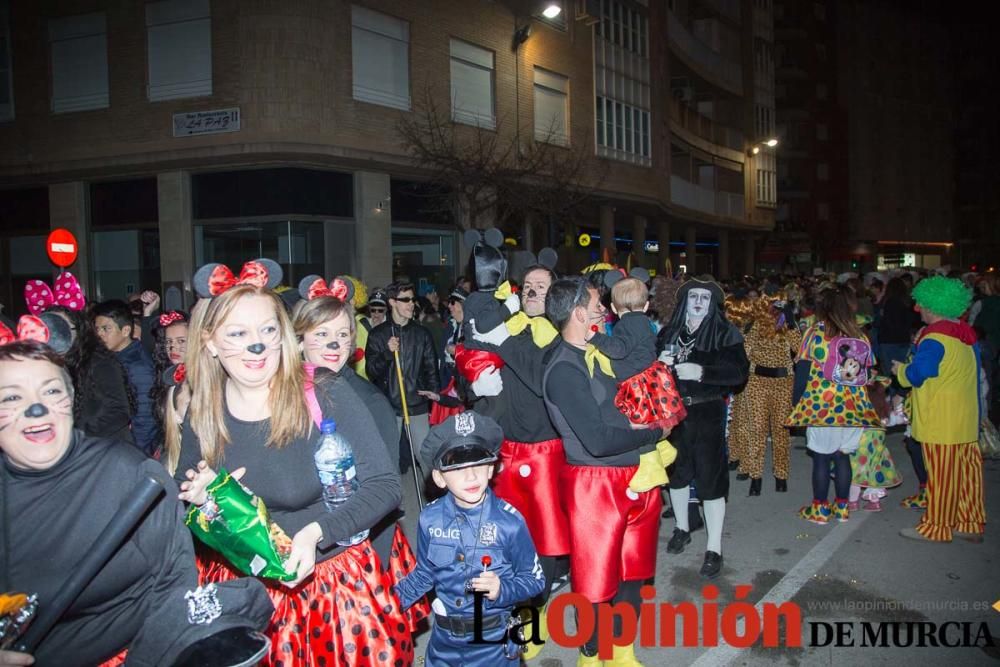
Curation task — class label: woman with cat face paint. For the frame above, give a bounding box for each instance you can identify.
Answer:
[175,262,410,667]
[0,340,273,667]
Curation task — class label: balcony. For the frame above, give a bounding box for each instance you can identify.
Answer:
[668,98,745,152]
[671,175,745,220]
[668,10,743,96]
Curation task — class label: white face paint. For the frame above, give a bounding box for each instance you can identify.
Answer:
[686,288,712,330]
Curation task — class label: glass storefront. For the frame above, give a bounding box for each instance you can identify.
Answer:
[195,220,326,289]
[92,229,161,302]
[391,227,458,295]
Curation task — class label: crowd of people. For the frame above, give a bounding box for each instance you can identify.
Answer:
[0,253,993,667]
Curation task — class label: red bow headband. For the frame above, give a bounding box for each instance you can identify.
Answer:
[298,275,356,303]
[159,311,187,327]
[193,258,283,299]
[23,272,86,316]
[0,315,51,347]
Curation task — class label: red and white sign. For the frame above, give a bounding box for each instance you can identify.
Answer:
[46,228,78,268]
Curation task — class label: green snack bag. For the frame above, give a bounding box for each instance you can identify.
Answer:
[185,467,296,582]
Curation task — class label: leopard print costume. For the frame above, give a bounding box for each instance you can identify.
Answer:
[737,319,802,480]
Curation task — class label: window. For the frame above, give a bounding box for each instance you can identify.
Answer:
[450,39,494,129]
[596,96,650,160]
[146,0,212,101]
[814,2,826,20]
[598,0,647,57]
[533,67,568,146]
[49,12,109,113]
[817,202,830,220]
[816,83,828,100]
[351,6,409,110]
[817,163,829,181]
[0,0,11,121]
[756,151,776,206]
[816,123,828,141]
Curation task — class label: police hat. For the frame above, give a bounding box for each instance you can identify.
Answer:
[421,411,503,472]
[369,289,388,308]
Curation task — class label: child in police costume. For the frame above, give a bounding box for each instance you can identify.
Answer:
[395,411,546,666]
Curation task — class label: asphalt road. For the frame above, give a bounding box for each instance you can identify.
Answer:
[402,431,999,666]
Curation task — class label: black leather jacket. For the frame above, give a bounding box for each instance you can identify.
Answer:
[365,319,440,416]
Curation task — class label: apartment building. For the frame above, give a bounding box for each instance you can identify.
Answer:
[0,0,774,313]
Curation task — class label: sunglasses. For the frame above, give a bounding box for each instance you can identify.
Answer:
[393,297,415,303]
[369,307,386,314]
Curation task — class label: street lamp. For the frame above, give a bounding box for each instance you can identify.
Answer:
[542,3,562,19]
[747,138,779,156]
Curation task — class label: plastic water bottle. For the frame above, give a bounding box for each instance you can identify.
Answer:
[314,418,369,546]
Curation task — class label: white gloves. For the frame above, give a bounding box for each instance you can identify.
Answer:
[471,365,504,397]
[674,362,704,382]
[471,318,510,347]
[504,293,521,315]
[657,350,675,366]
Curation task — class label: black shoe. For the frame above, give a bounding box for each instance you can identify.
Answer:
[749,478,762,496]
[736,472,750,481]
[662,505,675,519]
[775,478,788,493]
[688,504,705,532]
[728,459,740,471]
[700,551,723,579]
[666,528,692,554]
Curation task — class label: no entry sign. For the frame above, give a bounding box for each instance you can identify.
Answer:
[46,228,78,268]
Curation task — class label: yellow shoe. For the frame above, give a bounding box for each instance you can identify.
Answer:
[628,450,668,492]
[521,607,548,661]
[656,438,677,467]
[608,643,645,667]
[577,652,604,667]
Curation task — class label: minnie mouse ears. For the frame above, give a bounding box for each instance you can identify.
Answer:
[0,313,72,355]
[192,259,283,299]
[603,267,652,289]
[298,275,356,304]
[464,227,505,250]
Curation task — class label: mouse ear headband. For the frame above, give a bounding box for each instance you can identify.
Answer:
[463,227,505,250]
[0,313,73,354]
[192,259,283,299]
[603,266,652,290]
[298,275,356,303]
[24,271,86,316]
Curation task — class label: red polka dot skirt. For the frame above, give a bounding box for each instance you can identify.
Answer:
[197,539,421,667]
[614,361,688,430]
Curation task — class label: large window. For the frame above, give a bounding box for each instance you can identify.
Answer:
[533,67,568,146]
[146,0,212,101]
[594,1,650,165]
[756,152,776,206]
[195,221,326,290]
[0,0,12,121]
[49,12,109,113]
[450,39,495,129]
[351,6,409,110]
[391,228,457,293]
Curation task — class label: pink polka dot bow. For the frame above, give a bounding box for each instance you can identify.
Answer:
[23,271,86,316]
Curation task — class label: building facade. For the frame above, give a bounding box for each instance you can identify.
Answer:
[0,0,774,314]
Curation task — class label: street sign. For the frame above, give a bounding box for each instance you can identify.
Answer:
[172,108,241,137]
[46,228,78,268]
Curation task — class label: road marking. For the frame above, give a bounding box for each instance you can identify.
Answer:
[689,511,871,667]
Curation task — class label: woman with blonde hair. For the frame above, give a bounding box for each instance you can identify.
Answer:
[175,260,410,666]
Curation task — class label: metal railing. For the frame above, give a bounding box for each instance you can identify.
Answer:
[667,10,743,95]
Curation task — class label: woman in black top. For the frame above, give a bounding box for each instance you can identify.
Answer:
[175,270,409,667]
[0,341,271,667]
[876,277,918,378]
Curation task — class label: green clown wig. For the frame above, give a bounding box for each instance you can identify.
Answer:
[911,275,972,319]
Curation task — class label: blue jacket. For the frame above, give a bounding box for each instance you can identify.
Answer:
[396,489,544,619]
[116,339,160,456]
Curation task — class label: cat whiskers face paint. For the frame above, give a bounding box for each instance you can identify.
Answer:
[0,358,75,470]
[210,295,284,389]
[301,312,353,372]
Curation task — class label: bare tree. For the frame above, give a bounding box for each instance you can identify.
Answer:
[396,89,607,234]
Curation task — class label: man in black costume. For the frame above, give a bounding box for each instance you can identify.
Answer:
[657,278,749,579]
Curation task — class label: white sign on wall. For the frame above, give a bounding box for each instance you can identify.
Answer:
[173,108,240,137]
